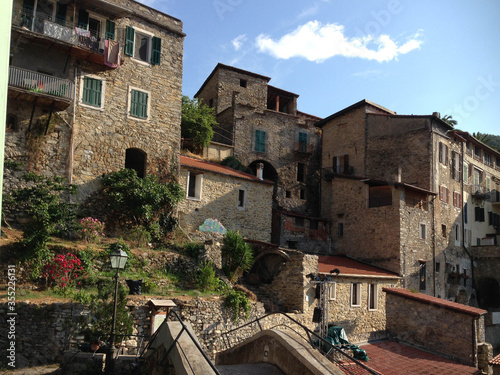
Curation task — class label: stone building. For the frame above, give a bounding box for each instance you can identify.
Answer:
[193,63,327,252]
[315,99,499,305]
[177,155,273,242]
[6,0,184,200]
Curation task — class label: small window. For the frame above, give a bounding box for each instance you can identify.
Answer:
[297,163,305,182]
[129,88,149,119]
[333,155,349,174]
[420,224,426,240]
[419,262,427,291]
[439,142,448,165]
[463,163,469,184]
[329,283,336,301]
[255,130,266,153]
[453,191,461,208]
[455,224,460,245]
[298,132,308,152]
[435,262,441,273]
[105,20,115,40]
[300,189,305,200]
[239,79,247,88]
[337,223,344,238]
[441,224,447,237]
[475,206,485,222]
[187,171,203,200]
[125,26,161,65]
[295,217,305,227]
[351,283,361,307]
[237,189,246,208]
[369,185,392,208]
[81,76,103,108]
[285,190,291,198]
[209,98,214,108]
[368,284,378,311]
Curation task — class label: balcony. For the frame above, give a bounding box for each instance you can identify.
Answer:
[294,142,314,154]
[8,66,74,110]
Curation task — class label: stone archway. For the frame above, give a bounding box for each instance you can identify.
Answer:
[248,160,278,183]
[247,250,290,284]
[125,148,147,177]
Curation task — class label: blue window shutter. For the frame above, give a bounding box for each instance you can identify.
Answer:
[125,26,134,56]
[151,36,161,65]
[105,20,115,40]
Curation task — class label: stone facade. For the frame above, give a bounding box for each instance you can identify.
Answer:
[194,63,326,250]
[7,0,184,201]
[385,287,489,370]
[178,155,273,242]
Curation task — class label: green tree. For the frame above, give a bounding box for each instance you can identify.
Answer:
[440,114,457,127]
[181,96,216,148]
[101,169,184,240]
[221,230,254,282]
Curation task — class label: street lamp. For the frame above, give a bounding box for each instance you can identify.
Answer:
[105,246,128,374]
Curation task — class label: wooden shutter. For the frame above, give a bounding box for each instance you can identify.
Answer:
[105,20,115,40]
[151,36,161,65]
[125,26,134,56]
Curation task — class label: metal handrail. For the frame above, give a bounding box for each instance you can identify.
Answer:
[9,66,74,101]
[220,312,381,375]
[142,309,222,375]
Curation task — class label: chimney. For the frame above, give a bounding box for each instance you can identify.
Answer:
[257,163,264,180]
[432,112,440,118]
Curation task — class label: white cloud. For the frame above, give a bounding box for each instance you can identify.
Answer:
[256,21,423,63]
[232,34,247,51]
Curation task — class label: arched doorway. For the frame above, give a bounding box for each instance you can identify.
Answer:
[125,148,147,177]
[248,160,278,183]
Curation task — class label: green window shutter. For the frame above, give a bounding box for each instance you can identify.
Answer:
[125,26,135,56]
[130,90,148,118]
[105,20,115,40]
[151,36,161,65]
[255,130,266,152]
[82,77,102,107]
[78,9,89,29]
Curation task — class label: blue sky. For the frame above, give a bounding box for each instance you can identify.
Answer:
[140,0,500,136]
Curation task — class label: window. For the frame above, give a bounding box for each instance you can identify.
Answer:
[435,262,441,273]
[285,190,291,198]
[300,189,305,200]
[486,176,491,192]
[455,224,460,245]
[298,132,308,152]
[237,189,246,208]
[475,206,485,222]
[337,223,344,238]
[351,283,361,307]
[473,168,483,190]
[186,171,203,200]
[129,88,149,119]
[405,190,428,210]
[239,79,247,88]
[369,185,392,208]
[419,262,426,291]
[81,76,103,108]
[439,142,448,165]
[439,185,449,203]
[125,148,146,177]
[105,19,115,40]
[125,26,161,65]
[464,202,468,224]
[297,163,305,182]
[463,163,469,184]
[474,145,481,159]
[368,284,378,311]
[453,191,461,208]
[329,283,336,301]
[420,224,426,240]
[254,130,266,152]
[485,153,492,166]
[333,155,349,174]
[451,151,460,181]
[441,224,447,237]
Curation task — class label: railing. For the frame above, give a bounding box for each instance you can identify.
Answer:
[295,142,314,154]
[9,66,74,101]
[219,312,380,375]
[12,7,104,53]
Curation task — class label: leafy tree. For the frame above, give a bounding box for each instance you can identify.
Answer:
[439,114,457,127]
[6,173,77,277]
[220,156,249,173]
[181,95,216,148]
[221,230,254,282]
[101,169,184,240]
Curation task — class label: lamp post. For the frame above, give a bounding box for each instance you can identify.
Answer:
[105,246,128,374]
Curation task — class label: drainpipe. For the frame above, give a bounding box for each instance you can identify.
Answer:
[68,67,77,186]
[430,121,437,297]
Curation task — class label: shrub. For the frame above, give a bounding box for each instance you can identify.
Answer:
[127,225,152,247]
[221,231,254,282]
[79,217,105,243]
[42,253,84,290]
[182,242,204,259]
[224,289,251,321]
[197,261,220,292]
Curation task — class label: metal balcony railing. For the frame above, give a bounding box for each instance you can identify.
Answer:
[12,7,105,53]
[9,66,74,101]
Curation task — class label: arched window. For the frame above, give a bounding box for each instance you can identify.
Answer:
[125,148,146,177]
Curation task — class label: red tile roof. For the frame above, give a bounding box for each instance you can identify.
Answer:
[490,353,500,365]
[317,255,400,278]
[358,340,482,375]
[180,156,273,184]
[383,287,487,317]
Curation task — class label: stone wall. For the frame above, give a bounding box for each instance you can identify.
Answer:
[385,287,489,367]
[177,166,273,242]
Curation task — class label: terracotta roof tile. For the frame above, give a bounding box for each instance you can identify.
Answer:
[383,287,487,317]
[318,255,400,278]
[180,156,273,184]
[490,353,500,365]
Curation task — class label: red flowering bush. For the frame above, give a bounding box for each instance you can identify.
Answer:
[80,217,105,243]
[43,253,84,289]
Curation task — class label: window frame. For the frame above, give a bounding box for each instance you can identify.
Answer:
[438,142,448,166]
[351,282,361,307]
[254,129,266,153]
[419,223,426,240]
[125,26,160,65]
[368,283,378,311]
[237,188,246,209]
[328,283,337,301]
[128,86,150,120]
[79,74,105,109]
[186,171,203,201]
